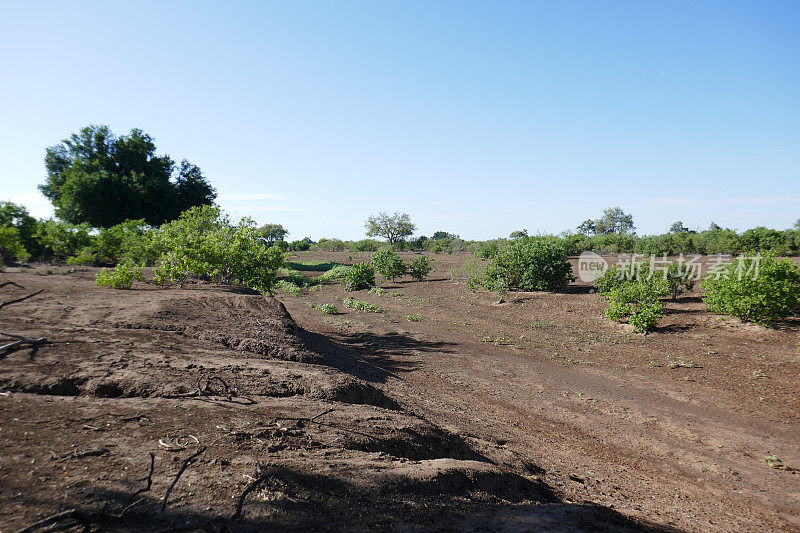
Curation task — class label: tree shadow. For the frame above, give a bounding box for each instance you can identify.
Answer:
[2,464,684,533]
[654,323,696,334]
[557,285,594,295]
[298,329,455,384]
[672,295,703,304]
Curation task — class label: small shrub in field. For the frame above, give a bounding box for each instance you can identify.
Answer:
[604,281,664,333]
[595,262,667,296]
[342,262,375,291]
[371,248,406,281]
[150,205,285,294]
[277,280,303,295]
[594,260,695,300]
[407,256,434,281]
[342,297,383,313]
[664,262,695,300]
[474,241,500,259]
[461,258,486,291]
[95,263,144,289]
[310,302,337,314]
[701,254,800,325]
[316,264,352,283]
[483,238,574,292]
[405,314,420,322]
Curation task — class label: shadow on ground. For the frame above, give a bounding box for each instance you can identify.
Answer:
[299,329,456,384]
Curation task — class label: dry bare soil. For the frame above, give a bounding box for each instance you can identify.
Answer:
[1,252,798,532]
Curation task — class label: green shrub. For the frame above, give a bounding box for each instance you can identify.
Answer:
[342,262,375,291]
[595,262,668,296]
[66,247,97,266]
[288,239,312,251]
[95,262,145,289]
[150,205,285,294]
[312,303,338,315]
[664,262,695,300]
[276,280,303,295]
[342,297,383,313]
[316,264,352,284]
[701,254,800,325]
[457,258,485,291]
[314,238,347,251]
[407,255,434,281]
[604,281,664,333]
[94,219,156,265]
[350,239,381,252]
[483,238,574,292]
[33,219,94,261]
[371,248,406,281]
[0,202,42,258]
[0,225,30,262]
[474,242,499,259]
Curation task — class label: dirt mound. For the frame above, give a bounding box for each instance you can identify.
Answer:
[0,267,658,532]
[114,291,321,363]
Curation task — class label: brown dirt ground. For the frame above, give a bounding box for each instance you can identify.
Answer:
[1,253,798,532]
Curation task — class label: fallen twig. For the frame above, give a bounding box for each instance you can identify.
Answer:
[132,453,156,497]
[0,281,24,290]
[232,469,272,521]
[159,446,206,513]
[0,289,43,310]
[0,331,48,357]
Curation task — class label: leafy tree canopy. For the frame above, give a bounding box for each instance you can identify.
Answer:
[39,125,216,227]
[509,229,528,239]
[432,231,459,241]
[256,223,289,244]
[669,221,695,234]
[365,212,415,244]
[578,207,635,236]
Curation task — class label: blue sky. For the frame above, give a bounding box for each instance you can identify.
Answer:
[1,1,798,240]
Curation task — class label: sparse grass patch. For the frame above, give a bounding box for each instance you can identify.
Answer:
[309,302,338,315]
[277,279,303,295]
[405,314,421,322]
[342,297,383,313]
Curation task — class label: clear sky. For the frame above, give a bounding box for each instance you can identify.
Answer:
[1,1,798,240]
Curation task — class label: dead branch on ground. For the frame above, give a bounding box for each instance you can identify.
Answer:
[0,284,47,357]
[232,468,273,521]
[159,446,206,513]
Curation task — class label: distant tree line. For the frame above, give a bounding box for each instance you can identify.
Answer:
[2,129,800,268]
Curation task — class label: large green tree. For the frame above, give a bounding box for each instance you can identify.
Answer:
[39,125,216,227]
[578,207,635,236]
[365,212,416,244]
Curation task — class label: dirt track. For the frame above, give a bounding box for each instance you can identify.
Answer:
[1,256,798,532]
